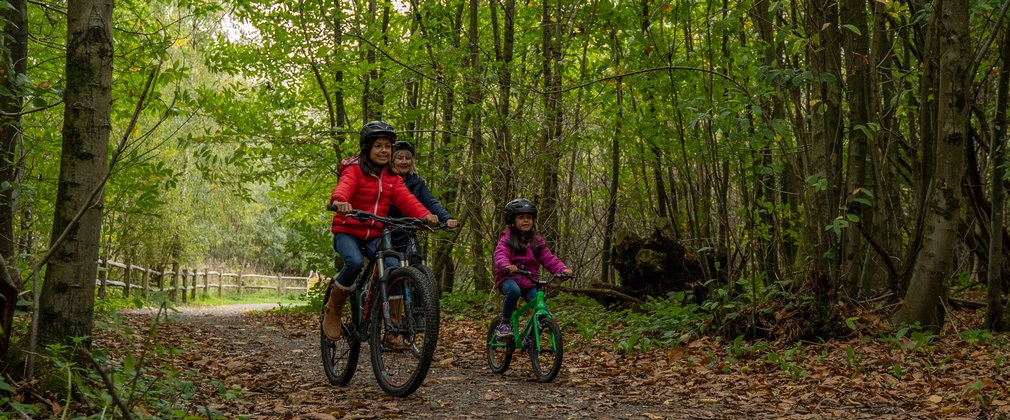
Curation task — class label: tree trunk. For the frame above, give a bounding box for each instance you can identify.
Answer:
[362,0,387,121]
[466,0,490,291]
[863,0,902,294]
[38,0,113,350]
[538,0,563,252]
[900,0,940,294]
[986,24,1010,331]
[751,0,789,279]
[330,0,349,161]
[490,0,516,206]
[602,27,622,286]
[803,0,844,305]
[0,0,26,371]
[895,0,968,330]
[840,0,873,296]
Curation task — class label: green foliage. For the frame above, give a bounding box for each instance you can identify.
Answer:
[958,328,993,344]
[27,307,239,418]
[608,292,703,350]
[888,322,937,354]
[725,335,769,361]
[300,278,329,312]
[765,344,810,380]
[440,289,496,316]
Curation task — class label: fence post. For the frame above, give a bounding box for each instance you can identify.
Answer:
[124,257,133,298]
[202,268,209,297]
[277,274,283,296]
[170,262,180,302]
[237,268,243,296]
[97,258,108,299]
[190,269,197,301]
[141,268,149,298]
[217,272,223,297]
[157,265,165,293]
[181,269,189,303]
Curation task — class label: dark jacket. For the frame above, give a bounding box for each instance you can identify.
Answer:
[388,173,453,222]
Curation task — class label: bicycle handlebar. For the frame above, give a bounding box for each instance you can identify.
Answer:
[512,269,576,285]
[327,205,458,232]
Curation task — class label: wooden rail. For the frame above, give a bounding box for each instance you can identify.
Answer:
[95,258,317,301]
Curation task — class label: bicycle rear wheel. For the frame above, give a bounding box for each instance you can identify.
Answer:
[321,285,361,385]
[368,267,439,397]
[485,318,514,374]
[528,317,563,382]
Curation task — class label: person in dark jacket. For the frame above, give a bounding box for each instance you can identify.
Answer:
[387,140,459,265]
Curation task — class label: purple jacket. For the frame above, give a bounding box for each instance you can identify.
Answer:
[493,228,568,291]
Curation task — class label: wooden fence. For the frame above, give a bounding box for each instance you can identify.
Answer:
[95,259,315,302]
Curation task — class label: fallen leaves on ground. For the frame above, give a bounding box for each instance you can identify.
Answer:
[88,306,1010,419]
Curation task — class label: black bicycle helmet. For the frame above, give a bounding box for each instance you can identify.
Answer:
[393,140,415,155]
[503,198,537,223]
[358,120,397,152]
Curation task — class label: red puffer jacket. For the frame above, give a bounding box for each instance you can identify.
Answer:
[329,158,431,240]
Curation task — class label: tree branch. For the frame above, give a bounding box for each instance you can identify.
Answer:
[554,285,646,305]
[0,99,63,117]
[855,222,901,293]
[78,348,135,420]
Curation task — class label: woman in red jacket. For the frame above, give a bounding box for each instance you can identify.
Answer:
[324,121,437,340]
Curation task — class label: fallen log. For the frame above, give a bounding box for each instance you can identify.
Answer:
[554,284,646,306]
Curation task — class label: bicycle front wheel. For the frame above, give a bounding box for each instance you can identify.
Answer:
[485,318,514,374]
[528,317,563,382]
[321,286,361,385]
[369,267,439,397]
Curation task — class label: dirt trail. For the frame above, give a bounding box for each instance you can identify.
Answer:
[115,305,707,418]
[107,305,993,419]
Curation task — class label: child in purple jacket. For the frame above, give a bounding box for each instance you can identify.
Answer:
[493,198,574,339]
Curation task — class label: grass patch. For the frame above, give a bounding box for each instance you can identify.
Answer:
[94,290,307,314]
[176,291,305,307]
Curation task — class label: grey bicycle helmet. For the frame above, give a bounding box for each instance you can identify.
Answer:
[503,198,537,223]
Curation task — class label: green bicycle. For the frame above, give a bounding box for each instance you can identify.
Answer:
[485,270,575,382]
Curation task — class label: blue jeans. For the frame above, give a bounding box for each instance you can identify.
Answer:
[500,278,538,321]
[333,234,400,289]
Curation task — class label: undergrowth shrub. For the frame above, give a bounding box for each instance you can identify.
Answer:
[4,296,241,419]
[611,291,703,351]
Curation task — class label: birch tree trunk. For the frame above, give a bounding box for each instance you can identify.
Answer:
[37,0,113,349]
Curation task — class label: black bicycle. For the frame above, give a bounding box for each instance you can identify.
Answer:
[320,209,441,397]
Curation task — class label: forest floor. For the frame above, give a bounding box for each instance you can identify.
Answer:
[94,302,1010,419]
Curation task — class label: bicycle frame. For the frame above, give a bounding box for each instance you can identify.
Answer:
[349,228,412,339]
[506,289,553,351]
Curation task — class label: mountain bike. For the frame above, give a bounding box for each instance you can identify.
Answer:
[485,270,575,382]
[320,209,441,397]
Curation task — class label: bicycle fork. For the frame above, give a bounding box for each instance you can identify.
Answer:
[376,247,412,337]
[511,290,550,350]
